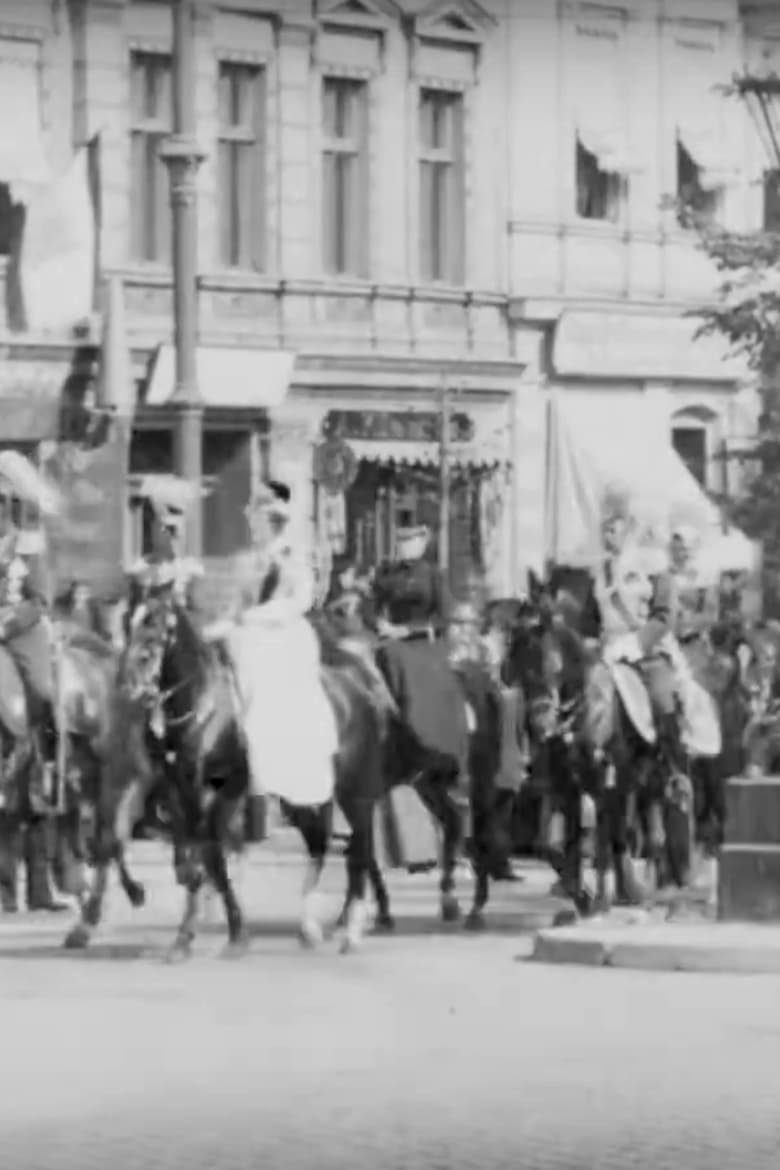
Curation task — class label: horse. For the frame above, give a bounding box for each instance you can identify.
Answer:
[0,610,152,927]
[314,604,506,932]
[84,589,386,960]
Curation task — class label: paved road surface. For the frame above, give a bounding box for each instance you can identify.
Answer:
[0,849,778,1170]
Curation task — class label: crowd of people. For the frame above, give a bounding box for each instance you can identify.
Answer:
[0,451,775,918]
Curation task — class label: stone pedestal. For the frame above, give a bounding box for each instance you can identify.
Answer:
[718,774,780,922]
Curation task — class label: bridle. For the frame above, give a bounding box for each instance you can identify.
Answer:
[125,597,197,728]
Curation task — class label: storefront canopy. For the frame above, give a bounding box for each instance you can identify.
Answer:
[146,344,296,410]
[545,391,758,581]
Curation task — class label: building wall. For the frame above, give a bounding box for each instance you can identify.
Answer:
[0,0,772,597]
[63,0,512,367]
[506,0,758,307]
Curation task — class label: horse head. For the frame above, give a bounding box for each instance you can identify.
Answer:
[505,590,590,746]
[123,591,180,706]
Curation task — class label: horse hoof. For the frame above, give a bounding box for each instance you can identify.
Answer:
[63,924,90,950]
[221,935,249,960]
[552,907,579,928]
[464,910,486,932]
[126,882,146,909]
[440,895,461,924]
[164,942,193,965]
[298,921,323,949]
[373,913,396,934]
[339,933,362,956]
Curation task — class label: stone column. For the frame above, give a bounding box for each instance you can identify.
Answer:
[159,0,206,557]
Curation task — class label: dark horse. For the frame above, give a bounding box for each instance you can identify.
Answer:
[504,587,668,915]
[68,591,386,958]
[314,608,506,932]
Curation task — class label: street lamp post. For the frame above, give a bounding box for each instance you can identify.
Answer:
[159,0,206,557]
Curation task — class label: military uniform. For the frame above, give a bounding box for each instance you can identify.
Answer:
[127,551,205,616]
[0,528,66,912]
[371,553,469,782]
[0,528,54,720]
[125,488,205,838]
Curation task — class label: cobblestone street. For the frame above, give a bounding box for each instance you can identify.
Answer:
[0,846,777,1169]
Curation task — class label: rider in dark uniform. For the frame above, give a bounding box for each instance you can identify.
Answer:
[125,478,205,839]
[371,524,469,786]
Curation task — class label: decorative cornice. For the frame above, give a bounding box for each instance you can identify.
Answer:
[316,0,401,32]
[405,0,496,46]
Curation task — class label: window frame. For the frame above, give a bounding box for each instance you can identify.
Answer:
[417,85,466,286]
[675,136,721,228]
[763,168,780,233]
[574,135,624,225]
[216,59,268,273]
[128,49,173,266]
[320,74,370,279]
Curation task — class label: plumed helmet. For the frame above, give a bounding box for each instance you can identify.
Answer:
[250,479,292,521]
[601,484,631,525]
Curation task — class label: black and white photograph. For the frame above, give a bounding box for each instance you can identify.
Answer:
[0,0,779,1166]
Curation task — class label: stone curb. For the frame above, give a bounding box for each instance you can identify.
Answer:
[528,922,780,974]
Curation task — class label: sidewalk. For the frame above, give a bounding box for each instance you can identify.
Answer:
[530,907,780,973]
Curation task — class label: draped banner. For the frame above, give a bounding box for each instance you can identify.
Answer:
[40,412,130,601]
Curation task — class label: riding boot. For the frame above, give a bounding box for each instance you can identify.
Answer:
[0,811,19,912]
[24,817,68,912]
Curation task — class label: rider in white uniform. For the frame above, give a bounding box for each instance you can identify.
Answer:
[211,480,338,808]
[590,491,653,664]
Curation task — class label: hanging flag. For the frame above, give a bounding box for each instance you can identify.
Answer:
[40,416,131,602]
[19,145,96,332]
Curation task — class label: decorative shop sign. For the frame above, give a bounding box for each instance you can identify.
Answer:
[322,409,475,445]
[312,437,359,495]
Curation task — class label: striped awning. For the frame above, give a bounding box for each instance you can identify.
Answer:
[346,411,510,470]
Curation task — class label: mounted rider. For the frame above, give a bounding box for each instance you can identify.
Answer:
[369,522,469,788]
[206,479,338,809]
[0,474,59,808]
[126,475,205,620]
[585,490,720,768]
[646,524,722,763]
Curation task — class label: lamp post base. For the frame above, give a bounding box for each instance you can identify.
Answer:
[718,773,780,922]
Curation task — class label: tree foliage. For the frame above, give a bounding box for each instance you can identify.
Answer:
[679,194,780,604]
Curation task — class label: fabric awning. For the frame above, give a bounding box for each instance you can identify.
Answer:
[347,411,509,471]
[0,362,70,441]
[146,344,296,410]
[677,124,738,192]
[545,391,756,577]
[577,124,642,176]
[0,42,50,201]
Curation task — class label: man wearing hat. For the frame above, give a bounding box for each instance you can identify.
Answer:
[0,477,67,912]
[369,518,470,800]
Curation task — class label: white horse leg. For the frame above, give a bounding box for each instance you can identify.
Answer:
[299,855,326,948]
[340,895,368,955]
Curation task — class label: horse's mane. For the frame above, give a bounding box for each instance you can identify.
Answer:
[167,605,215,682]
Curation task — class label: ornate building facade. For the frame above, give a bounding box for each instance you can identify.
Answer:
[0,0,774,598]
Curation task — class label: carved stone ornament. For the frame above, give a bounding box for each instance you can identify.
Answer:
[312,437,359,495]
